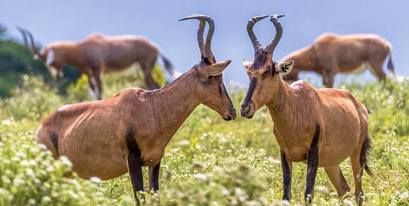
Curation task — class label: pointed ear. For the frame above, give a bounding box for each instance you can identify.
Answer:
[275,60,294,75]
[242,60,253,70]
[202,60,231,77]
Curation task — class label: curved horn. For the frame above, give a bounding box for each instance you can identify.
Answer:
[179,14,215,63]
[179,15,206,57]
[16,27,29,48]
[19,27,40,56]
[265,14,285,55]
[247,15,269,52]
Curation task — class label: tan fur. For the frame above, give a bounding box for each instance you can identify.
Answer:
[282,33,393,87]
[36,61,235,180]
[19,29,175,99]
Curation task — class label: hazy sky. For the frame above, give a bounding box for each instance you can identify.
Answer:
[1,0,408,85]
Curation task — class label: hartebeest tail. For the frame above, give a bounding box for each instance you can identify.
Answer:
[17,27,178,99]
[387,55,395,75]
[240,15,371,206]
[160,54,178,78]
[36,15,236,206]
[360,136,373,176]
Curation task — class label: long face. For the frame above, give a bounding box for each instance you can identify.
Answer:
[196,60,237,121]
[240,55,294,118]
[179,14,236,121]
[39,48,63,80]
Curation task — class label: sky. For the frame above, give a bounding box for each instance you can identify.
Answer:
[1,0,409,85]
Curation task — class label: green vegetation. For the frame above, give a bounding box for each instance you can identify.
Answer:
[0,23,408,206]
[0,75,408,206]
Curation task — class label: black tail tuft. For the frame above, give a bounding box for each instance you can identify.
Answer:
[160,54,177,78]
[387,54,395,75]
[360,136,373,176]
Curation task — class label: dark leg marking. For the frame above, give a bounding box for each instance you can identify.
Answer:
[281,150,292,201]
[125,128,144,205]
[149,161,161,192]
[49,132,59,156]
[305,124,320,204]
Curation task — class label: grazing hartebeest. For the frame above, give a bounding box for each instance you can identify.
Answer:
[240,15,372,205]
[36,15,236,205]
[18,28,177,99]
[282,32,395,87]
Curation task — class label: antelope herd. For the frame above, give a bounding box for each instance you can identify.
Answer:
[20,12,392,206]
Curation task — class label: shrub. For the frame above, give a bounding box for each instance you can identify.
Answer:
[0,131,111,206]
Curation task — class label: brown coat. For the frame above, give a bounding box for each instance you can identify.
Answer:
[282,33,394,87]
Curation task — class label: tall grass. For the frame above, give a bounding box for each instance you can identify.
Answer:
[0,76,408,205]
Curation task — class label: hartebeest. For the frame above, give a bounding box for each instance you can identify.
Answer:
[240,15,372,205]
[282,32,395,87]
[18,28,177,99]
[36,15,236,205]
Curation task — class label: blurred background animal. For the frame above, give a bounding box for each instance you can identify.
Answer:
[282,33,395,87]
[18,28,177,99]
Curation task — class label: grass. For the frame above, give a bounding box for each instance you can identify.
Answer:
[0,74,408,205]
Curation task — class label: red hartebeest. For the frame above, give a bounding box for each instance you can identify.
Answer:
[240,15,372,205]
[18,28,177,99]
[36,15,236,205]
[282,32,395,87]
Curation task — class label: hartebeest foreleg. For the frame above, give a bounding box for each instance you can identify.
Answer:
[149,162,161,192]
[322,70,336,88]
[281,150,292,201]
[304,126,320,204]
[86,70,103,100]
[125,129,144,205]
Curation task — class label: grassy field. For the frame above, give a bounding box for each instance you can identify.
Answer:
[0,74,408,206]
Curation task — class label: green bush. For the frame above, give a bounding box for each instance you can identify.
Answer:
[0,131,110,206]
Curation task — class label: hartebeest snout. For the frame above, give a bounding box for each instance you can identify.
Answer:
[36,15,236,205]
[240,15,372,206]
[282,32,395,87]
[18,27,177,100]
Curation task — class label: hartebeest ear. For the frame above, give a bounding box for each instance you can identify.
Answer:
[275,60,294,75]
[202,60,231,77]
[242,60,253,70]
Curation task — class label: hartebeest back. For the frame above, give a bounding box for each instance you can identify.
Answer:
[18,28,177,99]
[36,15,236,205]
[282,32,395,87]
[240,15,372,206]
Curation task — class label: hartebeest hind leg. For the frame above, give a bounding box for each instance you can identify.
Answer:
[368,61,386,81]
[324,165,350,197]
[148,162,161,192]
[141,59,160,90]
[351,151,364,206]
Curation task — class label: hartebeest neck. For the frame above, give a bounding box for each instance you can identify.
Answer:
[284,46,316,71]
[149,70,201,136]
[266,78,298,130]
